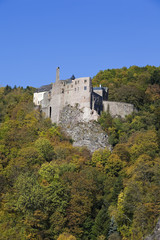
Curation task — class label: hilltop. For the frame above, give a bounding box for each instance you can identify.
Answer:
[0,65,159,240]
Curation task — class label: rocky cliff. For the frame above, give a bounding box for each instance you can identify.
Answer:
[144,218,160,240]
[59,105,111,152]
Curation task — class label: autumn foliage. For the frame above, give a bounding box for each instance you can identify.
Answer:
[0,66,160,240]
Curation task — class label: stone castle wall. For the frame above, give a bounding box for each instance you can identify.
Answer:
[34,92,46,105]
[60,77,92,109]
[49,77,92,123]
[34,69,135,123]
[50,81,62,123]
[103,101,135,118]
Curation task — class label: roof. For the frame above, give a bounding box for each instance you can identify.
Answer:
[93,87,108,91]
[93,87,103,90]
[60,79,72,84]
[61,75,76,84]
[35,84,52,93]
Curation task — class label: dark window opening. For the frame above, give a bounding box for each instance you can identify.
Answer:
[49,107,52,118]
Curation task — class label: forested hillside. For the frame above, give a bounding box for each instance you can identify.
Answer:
[0,65,160,240]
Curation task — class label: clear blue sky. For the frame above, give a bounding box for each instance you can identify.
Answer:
[0,0,160,88]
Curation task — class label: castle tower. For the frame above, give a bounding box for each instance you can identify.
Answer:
[56,67,60,82]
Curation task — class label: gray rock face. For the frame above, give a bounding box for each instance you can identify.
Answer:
[59,105,111,152]
[145,218,160,240]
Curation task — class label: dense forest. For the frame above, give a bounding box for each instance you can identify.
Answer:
[0,65,160,240]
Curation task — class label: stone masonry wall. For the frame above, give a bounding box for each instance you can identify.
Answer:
[35,75,135,123]
[33,92,46,105]
[50,81,62,123]
[61,77,92,109]
[103,101,135,118]
[49,77,92,123]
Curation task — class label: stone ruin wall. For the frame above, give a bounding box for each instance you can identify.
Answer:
[60,77,92,109]
[34,68,135,123]
[50,77,92,123]
[34,92,46,106]
[103,101,135,118]
[50,81,62,123]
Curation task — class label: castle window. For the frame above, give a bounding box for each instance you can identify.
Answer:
[84,86,87,90]
[78,81,79,84]
[71,85,73,88]
[75,81,77,85]
[62,89,64,93]
[84,79,87,83]
[49,107,52,118]
[75,88,76,91]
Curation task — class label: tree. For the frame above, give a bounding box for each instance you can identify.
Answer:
[57,232,76,240]
[35,138,55,161]
[91,207,110,239]
[91,148,111,170]
[150,69,160,85]
[98,112,113,132]
[105,154,125,177]
[128,130,159,159]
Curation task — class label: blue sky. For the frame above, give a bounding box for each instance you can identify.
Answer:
[0,0,160,88]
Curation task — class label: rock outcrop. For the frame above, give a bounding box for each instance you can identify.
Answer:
[59,105,111,152]
[144,218,160,240]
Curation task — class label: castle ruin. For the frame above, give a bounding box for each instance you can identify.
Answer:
[33,67,134,123]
